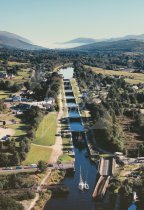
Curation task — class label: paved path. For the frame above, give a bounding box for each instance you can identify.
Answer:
[27,92,63,210]
[27,170,51,210]
[48,92,63,163]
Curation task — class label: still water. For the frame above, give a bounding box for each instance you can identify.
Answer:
[44,67,98,210]
[44,149,97,210]
[128,203,137,210]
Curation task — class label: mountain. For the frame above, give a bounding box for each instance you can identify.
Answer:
[0,31,33,44]
[105,34,144,42]
[58,34,144,48]
[0,31,44,50]
[72,39,144,53]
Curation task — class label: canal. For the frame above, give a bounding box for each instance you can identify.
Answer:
[44,67,98,210]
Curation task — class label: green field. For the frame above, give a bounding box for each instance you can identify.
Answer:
[34,112,57,146]
[12,68,30,83]
[23,144,52,164]
[0,90,11,99]
[86,66,144,84]
[8,123,28,137]
[8,61,28,66]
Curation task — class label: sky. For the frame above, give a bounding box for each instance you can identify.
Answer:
[0,0,144,48]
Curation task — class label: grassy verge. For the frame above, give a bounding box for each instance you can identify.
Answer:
[70,78,81,103]
[34,112,57,146]
[23,144,52,165]
[58,154,74,163]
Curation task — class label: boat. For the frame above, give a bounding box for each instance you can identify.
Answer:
[133,191,138,201]
[84,181,89,190]
[78,166,85,190]
[84,171,89,190]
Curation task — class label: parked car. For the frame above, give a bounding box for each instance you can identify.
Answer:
[30,164,37,168]
[48,164,53,167]
[16,166,23,170]
[2,135,10,141]
[3,167,13,170]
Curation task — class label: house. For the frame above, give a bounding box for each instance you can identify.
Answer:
[12,96,21,102]
[93,98,101,104]
[132,85,139,90]
[8,73,15,79]
[44,97,55,105]
[0,72,8,79]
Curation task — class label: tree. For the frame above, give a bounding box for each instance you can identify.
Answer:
[19,141,26,152]
[0,195,24,210]
[0,153,9,167]
[19,152,26,163]
[8,138,16,153]
[24,138,31,153]
[12,151,20,165]
[38,160,47,172]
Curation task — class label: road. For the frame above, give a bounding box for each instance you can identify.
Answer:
[0,167,37,174]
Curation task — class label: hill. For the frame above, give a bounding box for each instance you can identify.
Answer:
[73,39,144,53]
[59,34,144,48]
[0,31,44,50]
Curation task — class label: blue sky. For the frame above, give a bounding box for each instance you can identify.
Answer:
[0,0,144,47]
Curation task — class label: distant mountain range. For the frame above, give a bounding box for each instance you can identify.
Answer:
[72,39,144,53]
[61,34,144,47]
[0,31,44,50]
[1,31,144,52]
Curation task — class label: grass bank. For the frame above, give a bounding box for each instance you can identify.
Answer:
[23,144,52,165]
[34,112,57,146]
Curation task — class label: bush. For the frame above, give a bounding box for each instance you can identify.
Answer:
[14,191,35,201]
[0,195,24,210]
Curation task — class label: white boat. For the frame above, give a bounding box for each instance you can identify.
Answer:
[78,166,85,190]
[84,181,89,190]
[84,171,89,190]
[133,191,138,201]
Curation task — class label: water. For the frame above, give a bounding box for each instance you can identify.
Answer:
[69,122,85,132]
[128,203,137,210]
[65,96,75,99]
[44,67,97,210]
[59,67,74,79]
[68,111,80,118]
[44,149,97,210]
[67,102,77,106]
